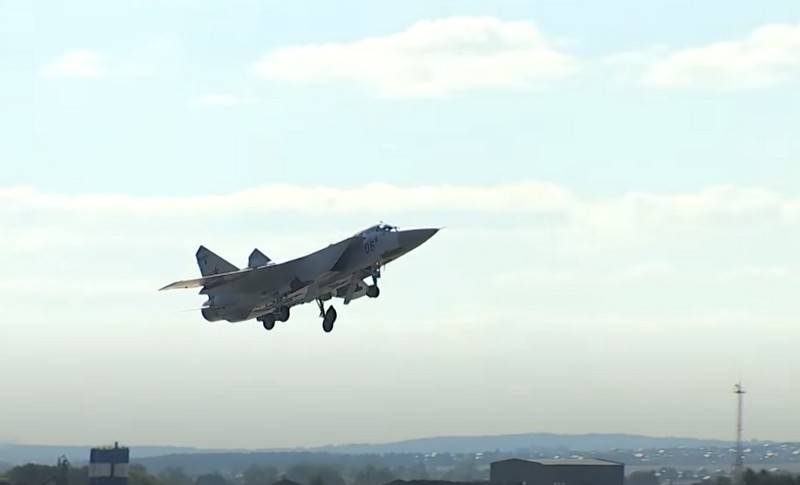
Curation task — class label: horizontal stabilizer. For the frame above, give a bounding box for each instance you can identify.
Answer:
[197,246,238,276]
[159,269,245,291]
[248,248,272,268]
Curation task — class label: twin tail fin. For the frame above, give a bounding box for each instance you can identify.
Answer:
[196,246,239,276]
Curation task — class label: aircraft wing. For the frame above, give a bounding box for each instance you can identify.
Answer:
[159,270,249,291]
[229,236,361,294]
[159,236,360,293]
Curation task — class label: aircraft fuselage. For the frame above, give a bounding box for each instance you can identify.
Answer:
[162,224,438,332]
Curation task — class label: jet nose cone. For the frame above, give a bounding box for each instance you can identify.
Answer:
[399,228,439,252]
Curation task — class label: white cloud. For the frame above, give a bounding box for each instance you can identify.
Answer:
[40,49,105,78]
[0,182,576,217]
[639,23,800,90]
[2,184,799,269]
[2,183,798,225]
[194,94,257,107]
[617,262,677,282]
[722,266,794,281]
[4,183,800,447]
[607,186,798,224]
[0,276,153,296]
[252,16,577,97]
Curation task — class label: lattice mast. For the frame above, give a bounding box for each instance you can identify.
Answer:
[733,382,746,478]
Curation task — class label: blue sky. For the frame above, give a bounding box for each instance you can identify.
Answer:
[1,1,800,448]
[2,0,799,195]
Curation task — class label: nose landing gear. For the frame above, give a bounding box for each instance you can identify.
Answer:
[367,270,381,298]
[317,299,338,333]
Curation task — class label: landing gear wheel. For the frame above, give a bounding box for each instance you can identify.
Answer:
[261,316,276,330]
[366,285,380,298]
[277,306,290,322]
[322,306,337,333]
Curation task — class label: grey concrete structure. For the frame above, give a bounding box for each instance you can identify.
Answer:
[490,459,624,485]
[89,443,129,485]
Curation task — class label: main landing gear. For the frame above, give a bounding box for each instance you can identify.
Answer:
[276,306,290,322]
[259,314,275,331]
[258,306,290,331]
[317,299,338,333]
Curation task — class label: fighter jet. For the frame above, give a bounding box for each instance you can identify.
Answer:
[160,224,438,333]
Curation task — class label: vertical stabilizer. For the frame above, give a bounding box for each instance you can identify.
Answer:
[196,246,239,276]
[248,248,272,268]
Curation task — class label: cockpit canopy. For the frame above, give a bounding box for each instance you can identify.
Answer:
[359,223,397,236]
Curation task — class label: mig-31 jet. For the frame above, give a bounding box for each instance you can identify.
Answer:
[160,224,438,333]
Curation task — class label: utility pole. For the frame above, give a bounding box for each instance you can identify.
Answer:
[55,456,69,485]
[733,382,746,480]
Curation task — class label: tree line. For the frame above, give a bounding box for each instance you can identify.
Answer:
[705,470,800,485]
[3,462,419,485]
[7,461,800,485]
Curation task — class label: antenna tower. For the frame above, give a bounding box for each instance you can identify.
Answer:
[733,382,746,478]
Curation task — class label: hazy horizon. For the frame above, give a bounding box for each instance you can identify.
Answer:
[2,0,799,449]
[0,430,749,449]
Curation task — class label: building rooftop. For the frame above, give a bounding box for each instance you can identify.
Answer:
[271,479,302,485]
[92,442,128,450]
[386,481,488,485]
[498,459,621,466]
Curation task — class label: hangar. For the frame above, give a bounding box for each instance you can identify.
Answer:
[490,458,624,485]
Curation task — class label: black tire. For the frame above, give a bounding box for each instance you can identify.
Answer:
[262,317,275,330]
[367,285,380,298]
[277,306,290,322]
[322,307,337,333]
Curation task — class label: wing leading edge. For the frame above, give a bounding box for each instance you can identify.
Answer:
[159,236,361,293]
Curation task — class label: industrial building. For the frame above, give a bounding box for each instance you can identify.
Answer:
[89,443,129,485]
[490,458,624,485]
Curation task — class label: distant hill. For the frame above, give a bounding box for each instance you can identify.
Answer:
[0,433,736,468]
[136,452,416,475]
[0,444,215,466]
[131,433,741,475]
[133,433,737,474]
[315,432,734,454]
